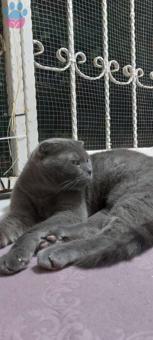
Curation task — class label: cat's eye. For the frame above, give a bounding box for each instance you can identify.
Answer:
[72,160,80,166]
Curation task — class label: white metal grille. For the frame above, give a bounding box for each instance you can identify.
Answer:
[31,0,153,151]
[0,0,153,190]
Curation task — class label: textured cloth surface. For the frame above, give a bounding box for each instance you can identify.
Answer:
[0,244,153,340]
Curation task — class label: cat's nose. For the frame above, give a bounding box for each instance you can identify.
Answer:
[86,168,92,178]
[81,163,92,177]
[87,170,92,177]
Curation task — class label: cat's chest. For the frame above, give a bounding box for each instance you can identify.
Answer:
[37,197,55,220]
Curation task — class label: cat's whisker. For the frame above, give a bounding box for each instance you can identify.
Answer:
[60,178,79,191]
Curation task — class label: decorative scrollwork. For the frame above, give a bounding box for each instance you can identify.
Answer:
[75,52,105,80]
[135,68,153,89]
[33,39,44,56]
[109,60,134,85]
[33,40,71,72]
[33,40,153,89]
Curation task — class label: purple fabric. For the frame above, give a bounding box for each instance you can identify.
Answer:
[0,246,153,340]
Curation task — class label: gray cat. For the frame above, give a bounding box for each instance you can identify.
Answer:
[0,138,153,275]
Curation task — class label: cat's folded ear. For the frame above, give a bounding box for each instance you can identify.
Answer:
[77,140,84,147]
[39,141,50,155]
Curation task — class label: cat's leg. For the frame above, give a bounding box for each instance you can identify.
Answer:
[0,213,36,248]
[0,210,113,274]
[0,209,89,274]
[2,193,153,274]
[38,208,110,249]
[0,187,36,248]
[37,235,115,270]
[37,195,153,269]
[36,219,148,270]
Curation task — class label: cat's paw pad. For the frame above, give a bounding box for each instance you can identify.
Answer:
[3,1,28,28]
[38,235,57,250]
[38,232,71,251]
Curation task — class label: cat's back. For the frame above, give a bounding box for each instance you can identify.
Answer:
[91,148,153,174]
[86,149,153,211]
[90,148,153,190]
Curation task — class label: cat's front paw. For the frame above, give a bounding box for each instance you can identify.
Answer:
[0,251,29,275]
[37,242,80,270]
[38,225,85,251]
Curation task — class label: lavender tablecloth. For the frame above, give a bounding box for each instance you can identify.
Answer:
[0,245,153,340]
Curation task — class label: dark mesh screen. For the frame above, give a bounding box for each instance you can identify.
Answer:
[31,0,153,150]
[0,9,12,176]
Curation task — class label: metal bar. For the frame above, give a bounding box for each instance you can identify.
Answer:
[20,0,39,156]
[67,0,78,140]
[130,0,138,148]
[102,0,111,149]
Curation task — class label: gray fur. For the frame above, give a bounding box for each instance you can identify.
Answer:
[0,138,153,274]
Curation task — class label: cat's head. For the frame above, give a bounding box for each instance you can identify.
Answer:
[32,138,92,192]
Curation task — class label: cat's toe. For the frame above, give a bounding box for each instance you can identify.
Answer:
[37,248,64,270]
[0,231,10,248]
[0,228,20,249]
[0,253,29,275]
[46,232,70,243]
[37,244,78,271]
[43,230,71,245]
[0,255,17,275]
[0,256,12,274]
[44,225,86,242]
